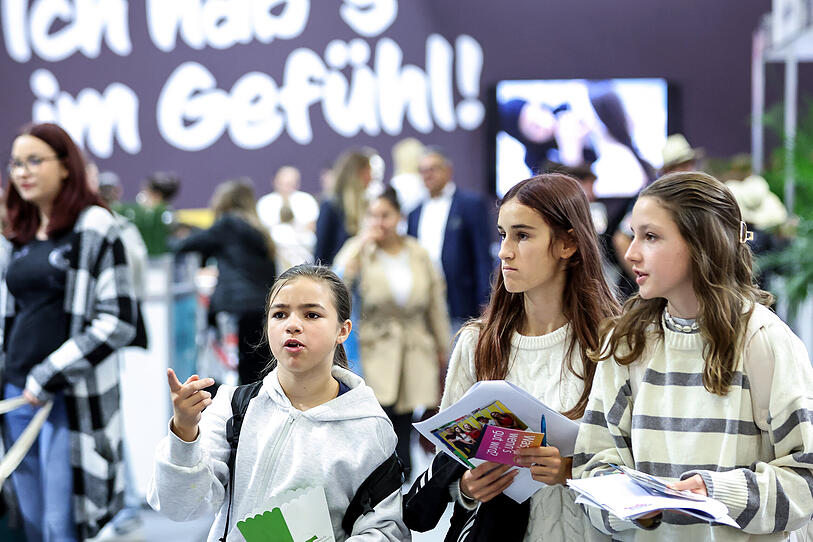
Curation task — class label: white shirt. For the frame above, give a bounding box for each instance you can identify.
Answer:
[376,248,413,307]
[256,190,319,231]
[390,172,429,216]
[416,182,455,269]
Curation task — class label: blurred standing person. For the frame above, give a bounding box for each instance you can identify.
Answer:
[117,171,180,256]
[257,166,318,271]
[334,186,450,476]
[408,147,494,330]
[314,149,373,266]
[389,137,428,218]
[256,165,319,233]
[173,178,276,384]
[1,123,138,541]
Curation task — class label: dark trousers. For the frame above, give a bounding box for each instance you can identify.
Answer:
[383,406,413,477]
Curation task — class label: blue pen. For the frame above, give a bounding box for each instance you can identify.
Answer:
[540,414,547,446]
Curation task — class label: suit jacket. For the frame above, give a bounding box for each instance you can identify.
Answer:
[407,188,494,321]
[314,199,349,267]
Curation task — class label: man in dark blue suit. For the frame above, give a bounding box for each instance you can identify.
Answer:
[407,148,494,329]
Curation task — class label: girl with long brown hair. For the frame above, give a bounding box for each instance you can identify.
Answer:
[574,172,813,540]
[404,173,619,542]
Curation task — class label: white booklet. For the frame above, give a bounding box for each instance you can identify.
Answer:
[567,467,739,528]
[412,379,580,503]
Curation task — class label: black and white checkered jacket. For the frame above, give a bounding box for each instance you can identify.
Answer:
[0,205,137,540]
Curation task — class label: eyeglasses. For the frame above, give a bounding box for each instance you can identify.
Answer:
[7,155,60,176]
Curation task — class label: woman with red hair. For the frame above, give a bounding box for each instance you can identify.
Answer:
[1,123,137,541]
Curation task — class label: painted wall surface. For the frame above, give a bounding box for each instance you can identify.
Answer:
[0,0,771,206]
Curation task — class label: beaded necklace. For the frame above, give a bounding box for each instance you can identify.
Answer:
[662,308,699,333]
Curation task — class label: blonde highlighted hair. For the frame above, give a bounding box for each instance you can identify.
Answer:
[332,149,373,236]
[594,171,773,396]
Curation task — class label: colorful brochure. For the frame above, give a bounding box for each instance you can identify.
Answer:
[413,379,580,503]
[473,425,545,465]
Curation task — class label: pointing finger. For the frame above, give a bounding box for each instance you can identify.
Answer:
[167,369,183,392]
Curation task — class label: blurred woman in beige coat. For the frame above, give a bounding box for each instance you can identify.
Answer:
[334,186,451,476]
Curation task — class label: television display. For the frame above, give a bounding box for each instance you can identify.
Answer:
[494,78,668,198]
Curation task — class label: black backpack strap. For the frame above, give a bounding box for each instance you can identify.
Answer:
[219,380,263,542]
[341,452,404,535]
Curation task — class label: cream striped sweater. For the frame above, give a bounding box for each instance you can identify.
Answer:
[573,304,813,541]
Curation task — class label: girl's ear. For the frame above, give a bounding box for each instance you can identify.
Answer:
[336,319,352,345]
[558,229,578,260]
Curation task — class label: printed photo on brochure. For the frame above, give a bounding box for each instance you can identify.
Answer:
[430,400,531,463]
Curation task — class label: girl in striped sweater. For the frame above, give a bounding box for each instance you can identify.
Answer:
[574,171,813,541]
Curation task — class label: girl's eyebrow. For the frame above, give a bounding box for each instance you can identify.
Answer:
[497,224,537,230]
[269,303,326,310]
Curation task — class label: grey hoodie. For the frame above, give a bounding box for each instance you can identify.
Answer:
[148,366,411,541]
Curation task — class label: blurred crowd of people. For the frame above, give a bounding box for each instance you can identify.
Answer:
[0,119,800,542]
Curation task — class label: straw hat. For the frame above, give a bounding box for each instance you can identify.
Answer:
[725,175,788,230]
[662,134,702,169]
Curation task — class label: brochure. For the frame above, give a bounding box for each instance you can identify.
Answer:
[413,379,580,503]
[567,467,739,528]
[473,425,546,465]
[231,486,335,542]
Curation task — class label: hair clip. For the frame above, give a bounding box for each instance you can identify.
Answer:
[739,221,754,244]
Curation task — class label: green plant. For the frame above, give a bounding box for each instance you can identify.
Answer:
[758,98,813,314]
[758,218,813,317]
[762,99,813,219]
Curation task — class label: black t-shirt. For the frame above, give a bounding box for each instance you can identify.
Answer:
[5,233,76,388]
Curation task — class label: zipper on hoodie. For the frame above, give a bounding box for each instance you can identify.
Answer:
[256,411,298,500]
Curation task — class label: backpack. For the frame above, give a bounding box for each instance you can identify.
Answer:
[220,381,404,541]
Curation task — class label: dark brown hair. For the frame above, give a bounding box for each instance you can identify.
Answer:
[5,123,105,244]
[473,174,620,419]
[595,171,773,395]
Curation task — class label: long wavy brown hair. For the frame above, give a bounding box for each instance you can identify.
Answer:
[472,174,620,419]
[595,171,773,395]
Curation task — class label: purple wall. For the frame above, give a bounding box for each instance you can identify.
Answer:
[0,0,772,206]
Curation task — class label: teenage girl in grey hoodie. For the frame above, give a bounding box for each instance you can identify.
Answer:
[148,265,410,541]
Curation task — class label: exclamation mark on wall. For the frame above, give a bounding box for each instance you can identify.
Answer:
[455,35,484,130]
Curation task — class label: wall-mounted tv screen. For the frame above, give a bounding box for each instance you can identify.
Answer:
[494,78,669,198]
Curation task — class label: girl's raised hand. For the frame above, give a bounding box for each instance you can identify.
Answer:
[514,445,572,486]
[459,461,518,503]
[167,368,214,442]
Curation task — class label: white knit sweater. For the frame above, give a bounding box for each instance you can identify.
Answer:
[441,325,610,542]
